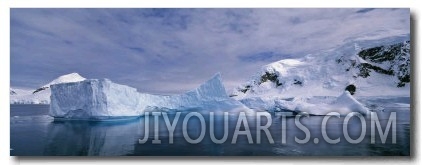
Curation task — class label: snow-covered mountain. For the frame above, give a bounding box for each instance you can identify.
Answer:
[230,39,410,114]
[231,40,410,99]
[10,73,86,104]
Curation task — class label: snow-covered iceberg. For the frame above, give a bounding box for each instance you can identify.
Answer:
[49,73,255,120]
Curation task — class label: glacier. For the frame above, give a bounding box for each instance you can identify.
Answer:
[49,73,256,120]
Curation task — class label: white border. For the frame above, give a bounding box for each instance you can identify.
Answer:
[1,0,420,165]
[4,0,420,8]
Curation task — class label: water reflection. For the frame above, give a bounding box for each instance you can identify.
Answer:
[43,119,142,156]
[38,109,409,156]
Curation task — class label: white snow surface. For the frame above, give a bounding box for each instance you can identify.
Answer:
[49,73,257,119]
[10,73,86,104]
[240,91,370,116]
[42,72,86,88]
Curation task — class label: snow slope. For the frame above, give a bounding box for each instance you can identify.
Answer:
[10,73,86,104]
[49,73,256,120]
[231,39,410,115]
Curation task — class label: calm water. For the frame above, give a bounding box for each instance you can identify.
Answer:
[10,97,410,156]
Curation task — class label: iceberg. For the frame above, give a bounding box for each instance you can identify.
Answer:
[49,73,255,120]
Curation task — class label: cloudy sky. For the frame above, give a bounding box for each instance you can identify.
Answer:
[10,8,410,94]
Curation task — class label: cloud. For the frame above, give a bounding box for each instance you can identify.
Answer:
[356,8,376,13]
[10,8,410,94]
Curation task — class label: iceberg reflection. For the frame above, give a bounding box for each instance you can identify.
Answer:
[43,119,143,156]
